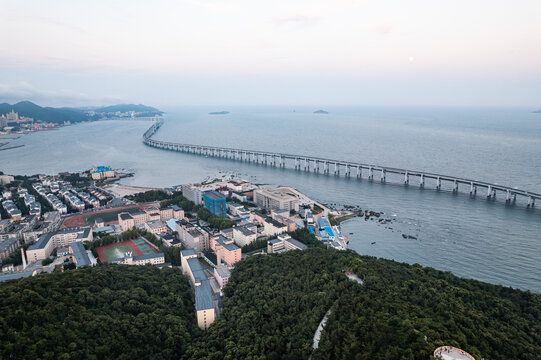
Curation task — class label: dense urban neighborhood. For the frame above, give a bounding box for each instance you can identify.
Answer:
[0,169,352,330]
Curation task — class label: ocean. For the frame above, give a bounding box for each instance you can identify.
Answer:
[1,106,540,292]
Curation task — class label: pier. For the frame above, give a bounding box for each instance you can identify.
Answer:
[143,119,539,207]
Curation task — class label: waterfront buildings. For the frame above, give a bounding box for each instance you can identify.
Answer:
[181,249,216,330]
[0,175,14,185]
[203,191,227,217]
[267,234,307,254]
[90,166,115,180]
[253,187,300,212]
[182,184,203,205]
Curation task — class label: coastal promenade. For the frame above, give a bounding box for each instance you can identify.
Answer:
[143,119,539,207]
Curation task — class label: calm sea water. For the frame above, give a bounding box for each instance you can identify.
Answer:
[1,106,540,292]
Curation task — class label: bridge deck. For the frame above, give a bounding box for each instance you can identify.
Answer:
[143,120,540,201]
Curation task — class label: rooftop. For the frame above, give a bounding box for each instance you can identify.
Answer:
[203,191,226,201]
[286,238,308,250]
[119,213,133,221]
[28,232,53,251]
[195,280,214,310]
[181,249,196,257]
[187,257,207,283]
[69,241,91,267]
[215,265,231,279]
[265,217,287,228]
[234,226,256,236]
[216,236,240,252]
[91,166,113,173]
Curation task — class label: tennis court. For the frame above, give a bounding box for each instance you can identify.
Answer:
[97,237,157,263]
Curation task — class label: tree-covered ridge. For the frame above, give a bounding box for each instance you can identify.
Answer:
[0,101,89,123]
[0,265,200,360]
[185,248,541,360]
[1,247,540,359]
[184,248,356,360]
[315,258,541,360]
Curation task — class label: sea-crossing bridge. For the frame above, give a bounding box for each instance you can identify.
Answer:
[143,119,539,207]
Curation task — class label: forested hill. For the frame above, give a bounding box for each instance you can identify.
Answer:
[185,248,541,360]
[0,265,200,360]
[0,101,89,123]
[1,247,540,359]
[94,104,163,115]
[0,101,163,124]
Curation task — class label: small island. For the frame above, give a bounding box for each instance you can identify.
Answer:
[533,110,541,113]
[313,110,329,114]
[209,111,230,115]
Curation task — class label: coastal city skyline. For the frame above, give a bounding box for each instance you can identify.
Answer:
[1,0,541,107]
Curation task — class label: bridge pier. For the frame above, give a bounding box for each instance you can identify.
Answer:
[144,121,540,211]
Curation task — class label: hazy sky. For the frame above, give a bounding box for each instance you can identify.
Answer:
[1,0,540,107]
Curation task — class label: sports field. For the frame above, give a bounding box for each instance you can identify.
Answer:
[97,237,157,263]
[62,204,153,228]
[83,207,142,225]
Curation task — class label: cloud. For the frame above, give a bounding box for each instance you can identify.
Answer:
[274,14,324,26]
[0,82,121,107]
[366,24,393,35]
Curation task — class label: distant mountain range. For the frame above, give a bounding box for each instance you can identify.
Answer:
[93,104,163,115]
[0,101,162,124]
[0,101,88,124]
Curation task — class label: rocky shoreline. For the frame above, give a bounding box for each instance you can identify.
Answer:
[326,204,419,241]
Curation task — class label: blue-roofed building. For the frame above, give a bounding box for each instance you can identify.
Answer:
[318,217,335,239]
[90,166,115,180]
[203,191,226,218]
[69,241,91,268]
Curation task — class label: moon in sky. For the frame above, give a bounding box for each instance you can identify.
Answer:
[409,56,415,62]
